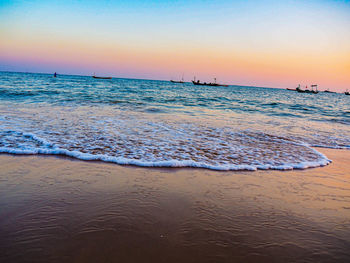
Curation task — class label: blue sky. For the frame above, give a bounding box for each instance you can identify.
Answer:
[1,0,349,89]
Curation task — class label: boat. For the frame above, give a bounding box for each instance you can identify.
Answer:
[92,73,112,79]
[170,75,185,84]
[192,77,228,87]
[296,84,318,94]
[192,80,219,86]
[324,89,336,93]
[93,75,112,79]
[310,85,319,94]
[345,90,350,95]
[287,84,300,91]
[296,85,310,93]
[295,84,307,93]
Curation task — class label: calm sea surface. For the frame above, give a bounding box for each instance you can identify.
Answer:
[1,71,349,170]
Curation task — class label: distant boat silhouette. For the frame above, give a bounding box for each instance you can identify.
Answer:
[92,73,112,79]
[288,84,301,91]
[170,74,185,83]
[324,89,336,93]
[345,90,350,95]
[92,75,112,79]
[192,77,228,87]
[296,84,318,94]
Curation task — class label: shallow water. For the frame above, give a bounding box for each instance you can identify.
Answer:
[0,72,349,170]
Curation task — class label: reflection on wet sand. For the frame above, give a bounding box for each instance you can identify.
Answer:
[0,148,350,262]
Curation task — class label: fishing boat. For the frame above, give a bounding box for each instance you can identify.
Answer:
[192,80,219,86]
[287,84,300,91]
[93,75,112,79]
[192,77,228,87]
[296,85,309,93]
[345,90,350,95]
[310,85,319,94]
[324,89,336,93]
[92,73,112,79]
[170,75,185,84]
[296,84,318,94]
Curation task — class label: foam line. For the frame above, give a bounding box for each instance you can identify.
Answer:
[0,145,332,171]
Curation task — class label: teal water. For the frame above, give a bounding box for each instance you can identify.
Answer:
[0,71,349,170]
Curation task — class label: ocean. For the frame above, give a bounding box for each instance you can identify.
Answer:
[0,71,349,170]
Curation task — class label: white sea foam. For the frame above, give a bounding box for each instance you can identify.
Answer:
[1,72,349,171]
[0,129,331,171]
[0,102,344,171]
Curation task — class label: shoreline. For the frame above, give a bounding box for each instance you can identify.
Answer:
[1,147,350,262]
[0,146,333,172]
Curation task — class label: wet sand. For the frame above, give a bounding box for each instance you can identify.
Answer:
[0,148,350,262]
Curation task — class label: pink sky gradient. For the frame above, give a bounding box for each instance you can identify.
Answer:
[1,0,349,91]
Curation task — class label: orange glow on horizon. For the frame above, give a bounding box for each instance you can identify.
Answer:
[1,31,349,91]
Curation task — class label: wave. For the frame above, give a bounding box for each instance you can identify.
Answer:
[0,131,331,171]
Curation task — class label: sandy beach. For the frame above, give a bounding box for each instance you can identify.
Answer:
[2,0,350,262]
[1,148,350,262]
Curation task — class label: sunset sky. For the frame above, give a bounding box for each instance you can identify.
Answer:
[1,0,349,90]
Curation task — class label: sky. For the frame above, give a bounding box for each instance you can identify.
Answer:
[0,0,350,90]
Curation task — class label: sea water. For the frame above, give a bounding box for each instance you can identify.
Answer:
[0,71,349,170]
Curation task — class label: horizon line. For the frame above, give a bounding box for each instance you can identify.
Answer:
[0,70,287,90]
